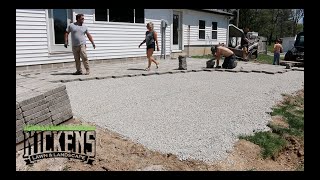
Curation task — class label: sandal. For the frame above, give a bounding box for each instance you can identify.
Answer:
[144,68,150,71]
[156,62,159,69]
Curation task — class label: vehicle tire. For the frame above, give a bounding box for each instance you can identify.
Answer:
[284,50,294,61]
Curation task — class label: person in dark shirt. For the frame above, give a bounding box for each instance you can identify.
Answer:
[139,22,160,71]
[240,27,250,61]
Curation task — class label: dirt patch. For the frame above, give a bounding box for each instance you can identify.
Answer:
[270,115,289,128]
[16,117,303,171]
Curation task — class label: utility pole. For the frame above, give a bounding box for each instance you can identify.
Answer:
[236,9,239,27]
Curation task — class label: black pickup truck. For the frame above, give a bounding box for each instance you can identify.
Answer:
[284,32,304,62]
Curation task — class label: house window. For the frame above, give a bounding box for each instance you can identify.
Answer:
[47,9,72,53]
[199,20,205,39]
[95,9,144,23]
[212,22,217,40]
[95,9,108,21]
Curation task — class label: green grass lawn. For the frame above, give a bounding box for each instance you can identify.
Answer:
[256,53,274,64]
[239,90,304,160]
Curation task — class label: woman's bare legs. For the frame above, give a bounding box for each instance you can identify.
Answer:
[146,48,159,70]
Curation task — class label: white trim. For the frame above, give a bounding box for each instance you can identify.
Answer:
[171,50,183,53]
[46,9,72,54]
[181,10,184,51]
[172,10,183,51]
[45,9,51,53]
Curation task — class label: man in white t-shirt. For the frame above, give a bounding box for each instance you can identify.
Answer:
[64,14,95,75]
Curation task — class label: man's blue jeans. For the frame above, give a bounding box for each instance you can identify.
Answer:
[273,52,280,65]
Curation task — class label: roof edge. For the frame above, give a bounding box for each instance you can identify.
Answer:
[189,9,234,16]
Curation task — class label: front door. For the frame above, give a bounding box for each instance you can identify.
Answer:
[172,11,182,51]
[48,9,73,52]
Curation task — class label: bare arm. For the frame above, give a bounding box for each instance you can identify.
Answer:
[154,31,159,51]
[215,48,221,66]
[86,32,95,49]
[64,31,69,48]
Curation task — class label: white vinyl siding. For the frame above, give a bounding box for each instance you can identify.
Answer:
[183,9,229,46]
[16,9,75,66]
[16,9,229,66]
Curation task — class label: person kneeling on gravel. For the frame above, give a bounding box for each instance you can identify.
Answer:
[211,45,237,69]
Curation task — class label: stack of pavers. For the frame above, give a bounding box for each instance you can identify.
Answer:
[16,76,73,145]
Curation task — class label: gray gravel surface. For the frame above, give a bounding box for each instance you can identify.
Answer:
[66,71,304,163]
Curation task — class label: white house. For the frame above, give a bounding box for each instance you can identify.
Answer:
[16,9,233,69]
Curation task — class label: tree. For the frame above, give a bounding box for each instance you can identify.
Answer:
[290,9,304,36]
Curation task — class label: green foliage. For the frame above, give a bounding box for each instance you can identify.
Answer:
[240,132,287,158]
[255,53,274,64]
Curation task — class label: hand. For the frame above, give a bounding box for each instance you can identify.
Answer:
[64,43,68,48]
[92,43,96,49]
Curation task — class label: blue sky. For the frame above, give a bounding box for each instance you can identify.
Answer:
[298,17,304,24]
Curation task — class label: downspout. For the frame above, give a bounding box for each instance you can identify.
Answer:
[161,19,168,59]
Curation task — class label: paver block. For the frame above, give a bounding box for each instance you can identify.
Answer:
[48,99,71,112]
[203,69,215,72]
[37,118,53,126]
[22,103,49,117]
[156,72,170,75]
[225,69,240,73]
[252,70,262,73]
[16,86,31,96]
[45,89,68,102]
[16,91,45,107]
[16,119,25,127]
[240,69,252,73]
[168,71,179,74]
[20,81,52,90]
[215,69,225,72]
[16,108,22,116]
[50,103,72,116]
[34,84,66,97]
[79,77,97,81]
[16,123,25,132]
[16,113,24,121]
[16,102,20,109]
[20,99,47,112]
[96,76,113,79]
[51,109,73,121]
[262,70,276,74]
[52,113,73,125]
[142,72,157,76]
[47,94,69,106]
[24,108,50,122]
[112,75,127,78]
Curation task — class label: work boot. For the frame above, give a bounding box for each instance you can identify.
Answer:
[72,70,82,75]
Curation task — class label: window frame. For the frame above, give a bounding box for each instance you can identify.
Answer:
[94,9,145,24]
[198,20,206,40]
[46,9,73,53]
[211,22,218,40]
